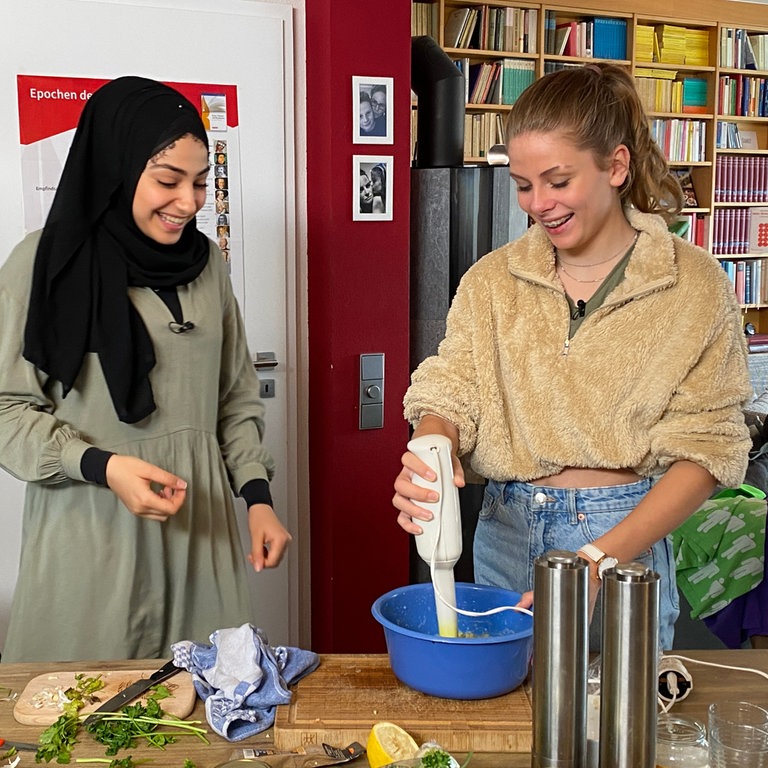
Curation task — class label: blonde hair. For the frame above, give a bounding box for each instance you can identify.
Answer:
[505,63,684,220]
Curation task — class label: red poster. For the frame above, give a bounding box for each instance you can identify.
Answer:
[17,74,242,278]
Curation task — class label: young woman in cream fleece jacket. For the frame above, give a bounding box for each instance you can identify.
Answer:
[394,63,752,649]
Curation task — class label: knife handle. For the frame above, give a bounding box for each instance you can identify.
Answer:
[150,659,181,682]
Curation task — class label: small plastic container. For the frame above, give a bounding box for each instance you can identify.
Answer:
[656,714,709,767]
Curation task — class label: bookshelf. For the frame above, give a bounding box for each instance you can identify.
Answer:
[411,1,768,329]
[714,24,768,332]
[634,18,716,258]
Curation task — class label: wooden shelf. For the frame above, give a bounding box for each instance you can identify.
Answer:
[413,2,768,321]
[444,47,538,59]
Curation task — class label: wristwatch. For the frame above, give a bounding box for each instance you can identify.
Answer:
[578,543,618,580]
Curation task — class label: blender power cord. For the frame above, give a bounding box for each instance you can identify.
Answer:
[424,462,533,620]
[655,653,768,713]
[428,550,533,619]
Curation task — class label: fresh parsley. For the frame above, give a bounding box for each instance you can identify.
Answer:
[419,748,473,768]
[63,674,106,717]
[421,748,452,768]
[34,680,208,765]
[36,710,81,763]
[85,686,207,756]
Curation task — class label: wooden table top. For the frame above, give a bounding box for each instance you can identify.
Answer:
[1,650,767,768]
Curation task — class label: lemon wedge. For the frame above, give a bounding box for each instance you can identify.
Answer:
[366,721,419,768]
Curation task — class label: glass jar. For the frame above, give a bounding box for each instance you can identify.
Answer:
[656,714,710,767]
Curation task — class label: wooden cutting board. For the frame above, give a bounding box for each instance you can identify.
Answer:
[274,654,532,753]
[14,668,197,726]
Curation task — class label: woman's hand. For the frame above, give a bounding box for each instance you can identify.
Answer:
[513,578,599,621]
[247,504,292,572]
[516,590,534,611]
[393,415,464,534]
[393,448,465,535]
[105,454,187,521]
[583,561,603,623]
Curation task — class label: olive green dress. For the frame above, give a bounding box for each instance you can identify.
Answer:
[0,231,274,662]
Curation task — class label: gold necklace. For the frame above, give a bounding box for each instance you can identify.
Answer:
[556,232,638,284]
[557,262,608,283]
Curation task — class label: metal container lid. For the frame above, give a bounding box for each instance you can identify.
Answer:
[611,562,659,582]
[537,550,583,568]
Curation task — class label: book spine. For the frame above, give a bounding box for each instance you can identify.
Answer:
[695,213,706,248]
[736,259,746,304]
[544,10,555,55]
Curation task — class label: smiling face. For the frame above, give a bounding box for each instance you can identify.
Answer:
[360,171,373,206]
[507,130,629,259]
[371,89,386,118]
[360,98,376,134]
[132,134,209,244]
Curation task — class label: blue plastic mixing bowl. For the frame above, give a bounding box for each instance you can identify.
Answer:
[371,582,533,699]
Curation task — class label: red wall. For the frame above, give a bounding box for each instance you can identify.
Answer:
[305,2,413,651]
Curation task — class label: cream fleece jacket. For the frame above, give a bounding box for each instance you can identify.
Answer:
[404,210,751,487]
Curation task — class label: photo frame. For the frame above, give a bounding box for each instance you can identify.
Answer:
[354,155,393,221]
[353,76,393,144]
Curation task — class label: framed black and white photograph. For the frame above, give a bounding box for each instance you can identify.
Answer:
[353,76,393,144]
[354,155,393,221]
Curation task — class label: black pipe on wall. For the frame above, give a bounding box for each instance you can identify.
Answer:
[411,35,465,168]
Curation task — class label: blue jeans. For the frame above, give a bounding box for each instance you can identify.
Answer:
[474,478,678,650]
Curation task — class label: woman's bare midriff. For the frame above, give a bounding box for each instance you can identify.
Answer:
[533,467,641,488]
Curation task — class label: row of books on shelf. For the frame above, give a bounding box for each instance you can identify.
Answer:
[455,58,535,106]
[636,24,710,67]
[747,333,768,353]
[715,155,768,203]
[412,1,438,39]
[634,71,708,114]
[649,118,707,163]
[716,121,745,149]
[543,14,627,60]
[444,5,538,54]
[718,74,768,118]
[711,207,768,255]
[543,61,587,75]
[720,27,768,71]
[720,258,768,305]
[674,212,707,247]
[464,111,505,159]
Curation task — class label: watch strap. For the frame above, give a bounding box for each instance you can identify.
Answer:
[578,543,606,564]
[578,543,617,580]
[597,556,619,579]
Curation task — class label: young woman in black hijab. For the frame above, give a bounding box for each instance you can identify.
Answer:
[0,77,291,662]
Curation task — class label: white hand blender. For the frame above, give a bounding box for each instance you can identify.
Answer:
[407,433,463,638]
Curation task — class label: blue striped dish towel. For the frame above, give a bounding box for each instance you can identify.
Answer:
[171,623,320,741]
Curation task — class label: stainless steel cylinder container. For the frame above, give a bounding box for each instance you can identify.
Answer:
[532,550,589,768]
[599,561,660,768]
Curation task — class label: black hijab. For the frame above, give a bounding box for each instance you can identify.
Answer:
[23,76,210,423]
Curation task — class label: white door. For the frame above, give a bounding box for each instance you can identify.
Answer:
[0,0,301,651]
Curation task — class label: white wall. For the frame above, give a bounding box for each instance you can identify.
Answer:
[0,0,309,654]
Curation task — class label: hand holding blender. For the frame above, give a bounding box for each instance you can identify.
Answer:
[397,430,535,636]
[407,433,464,637]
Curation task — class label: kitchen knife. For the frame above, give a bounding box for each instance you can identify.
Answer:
[0,737,39,752]
[83,660,181,726]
